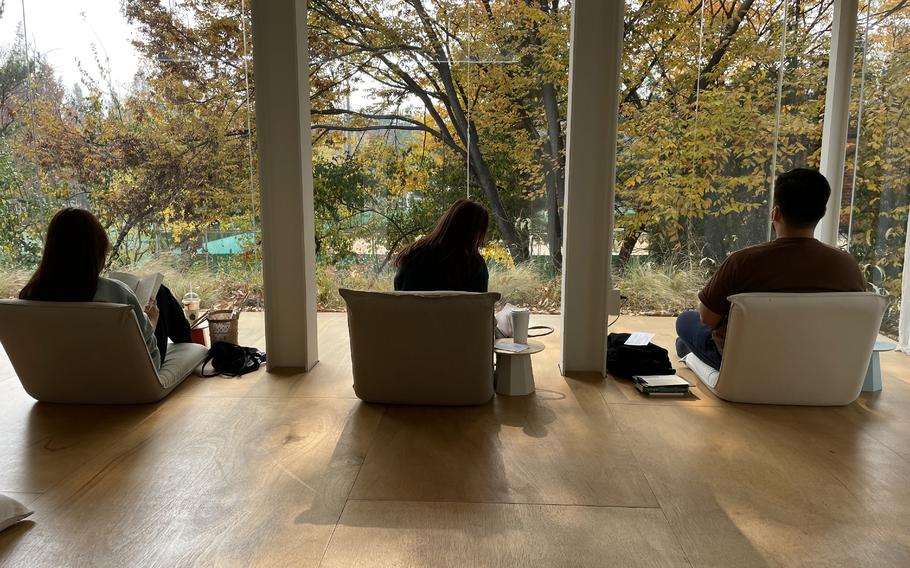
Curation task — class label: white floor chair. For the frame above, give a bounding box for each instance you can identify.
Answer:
[0,299,208,404]
[340,289,500,405]
[684,292,887,406]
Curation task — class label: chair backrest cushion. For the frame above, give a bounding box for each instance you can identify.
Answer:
[716,292,887,405]
[0,299,171,403]
[339,289,501,405]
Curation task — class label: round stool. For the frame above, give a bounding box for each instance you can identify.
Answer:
[494,339,546,396]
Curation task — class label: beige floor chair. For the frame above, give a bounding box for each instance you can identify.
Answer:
[0,299,208,404]
[683,292,887,406]
[340,289,500,405]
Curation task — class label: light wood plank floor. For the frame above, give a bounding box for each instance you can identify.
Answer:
[1,312,909,567]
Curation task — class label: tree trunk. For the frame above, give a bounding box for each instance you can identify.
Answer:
[468,141,529,262]
[688,0,757,105]
[107,220,136,268]
[433,51,527,262]
[542,82,563,272]
[616,228,641,272]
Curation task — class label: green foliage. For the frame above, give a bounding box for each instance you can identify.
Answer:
[316,261,396,311]
[314,259,562,313]
[111,254,263,311]
[313,135,479,266]
[0,266,29,299]
[0,142,43,265]
[614,261,709,316]
[844,4,910,308]
[487,263,561,312]
[313,156,371,259]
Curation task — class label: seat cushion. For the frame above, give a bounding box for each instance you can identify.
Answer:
[158,343,210,389]
[682,352,720,389]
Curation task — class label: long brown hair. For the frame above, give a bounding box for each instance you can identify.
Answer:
[20,208,111,301]
[395,199,489,267]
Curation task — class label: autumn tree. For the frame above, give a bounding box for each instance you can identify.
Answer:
[0,23,66,265]
[4,0,259,264]
[308,0,570,268]
[614,0,839,267]
[844,0,910,310]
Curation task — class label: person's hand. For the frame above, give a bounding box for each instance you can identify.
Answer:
[145,299,160,329]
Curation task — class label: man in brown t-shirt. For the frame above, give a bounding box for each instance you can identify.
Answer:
[676,168,866,370]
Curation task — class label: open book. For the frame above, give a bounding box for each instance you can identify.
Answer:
[109,271,164,307]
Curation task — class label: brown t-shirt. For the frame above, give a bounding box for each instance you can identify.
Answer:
[698,237,866,351]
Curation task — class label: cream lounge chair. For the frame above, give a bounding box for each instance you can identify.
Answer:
[683,292,887,406]
[339,289,500,405]
[0,299,208,404]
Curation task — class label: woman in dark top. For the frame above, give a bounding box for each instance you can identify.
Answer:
[393,199,490,292]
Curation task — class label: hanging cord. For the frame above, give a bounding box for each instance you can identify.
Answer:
[19,0,43,213]
[686,0,707,266]
[691,0,707,173]
[465,2,472,199]
[846,0,872,252]
[20,0,36,147]
[240,0,260,249]
[766,0,790,241]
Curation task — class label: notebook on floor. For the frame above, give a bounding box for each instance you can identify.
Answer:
[632,374,692,395]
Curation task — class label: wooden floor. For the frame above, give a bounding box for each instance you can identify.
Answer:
[2,313,910,567]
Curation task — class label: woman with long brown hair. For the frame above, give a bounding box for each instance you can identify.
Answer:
[393,198,490,292]
[20,208,192,368]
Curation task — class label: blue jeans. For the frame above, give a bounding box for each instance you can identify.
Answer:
[675,310,722,371]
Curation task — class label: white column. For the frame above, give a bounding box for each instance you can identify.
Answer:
[816,0,859,246]
[560,0,624,375]
[898,212,910,353]
[251,0,319,370]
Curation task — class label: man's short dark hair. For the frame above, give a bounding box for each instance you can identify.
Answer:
[773,168,830,228]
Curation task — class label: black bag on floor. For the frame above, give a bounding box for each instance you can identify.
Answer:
[201,341,267,377]
[606,333,675,378]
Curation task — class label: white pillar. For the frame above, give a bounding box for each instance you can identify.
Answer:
[898,212,910,353]
[816,0,858,246]
[251,0,319,370]
[560,0,624,375]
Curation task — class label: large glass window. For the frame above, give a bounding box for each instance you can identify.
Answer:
[0,0,261,311]
[308,0,569,310]
[842,0,910,335]
[616,0,833,264]
[614,0,834,313]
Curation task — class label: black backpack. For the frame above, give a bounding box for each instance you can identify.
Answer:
[201,341,267,377]
[606,332,675,378]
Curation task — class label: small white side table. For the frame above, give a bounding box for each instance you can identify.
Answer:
[494,339,545,396]
[863,340,896,392]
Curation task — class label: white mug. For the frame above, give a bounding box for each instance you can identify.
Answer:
[511,309,530,344]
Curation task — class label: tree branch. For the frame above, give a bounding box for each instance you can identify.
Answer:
[689,0,757,104]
